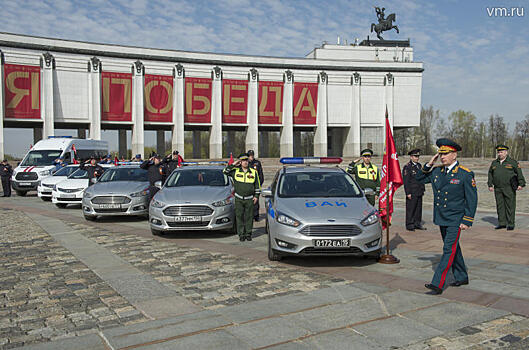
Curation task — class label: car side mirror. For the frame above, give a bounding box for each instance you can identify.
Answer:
[363,188,375,196]
[261,188,272,197]
[154,180,162,189]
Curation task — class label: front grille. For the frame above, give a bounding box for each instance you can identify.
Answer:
[57,197,81,201]
[94,208,128,213]
[58,188,83,193]
[167,221,210,227]
[91,196,131,204]
[163,205,213,216]
[299,225,362,237]
[301,247,363,254]
[16,172,38,180]
[43,184,55,188]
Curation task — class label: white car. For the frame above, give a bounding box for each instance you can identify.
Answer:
[52,164,113,208]
[38,165,79,201]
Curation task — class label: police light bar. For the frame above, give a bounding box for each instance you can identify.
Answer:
[279,157,343,165]
[48,136,73,138]
[182,161,228,166]
[117,161,142,165]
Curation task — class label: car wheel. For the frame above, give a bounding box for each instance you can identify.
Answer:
[84,214,97,221]
[55,203,67,208]
[151,228,163,236]
[16,190,27,197]
[267,230,282,261]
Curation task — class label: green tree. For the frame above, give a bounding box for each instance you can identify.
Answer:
[447,110,477,157]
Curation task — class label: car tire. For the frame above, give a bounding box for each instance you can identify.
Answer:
[16,190,27,197]
[84,215,96,221]
[267,228,282,261]
[151,228,163,236]
[55,203,67,208]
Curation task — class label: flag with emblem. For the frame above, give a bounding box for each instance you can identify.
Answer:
[228,152,234,165]
[72,144,79,164]
[378,107,403,229]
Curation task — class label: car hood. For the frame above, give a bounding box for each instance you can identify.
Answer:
[274,197,373,222]
[42,176,68,185]
[155,185,232,204]
[56,179,89,189]
[90,181,149,195]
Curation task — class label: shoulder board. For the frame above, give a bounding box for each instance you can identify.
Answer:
[458,165,471,172]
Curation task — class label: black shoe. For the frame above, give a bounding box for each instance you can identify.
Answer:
[507,226,514,231]
[415,226,427,230]
[406,228,415,232]
[254,217,260,222]
[449,279,469,287]
[495,225,506,230]
[425,283,443,295]
[246,236,252,241]
[239,236,245,242]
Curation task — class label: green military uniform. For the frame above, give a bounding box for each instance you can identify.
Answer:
[487,145,526,229]
[347,149,380,206]
[223,154,261,240]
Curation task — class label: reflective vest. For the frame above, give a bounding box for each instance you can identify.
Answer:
[355,163,379,181]
[234,167,259,185]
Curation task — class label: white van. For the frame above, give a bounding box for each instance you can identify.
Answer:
[12,137,108,196]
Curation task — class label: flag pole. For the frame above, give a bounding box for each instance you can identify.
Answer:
[379,107,399,264]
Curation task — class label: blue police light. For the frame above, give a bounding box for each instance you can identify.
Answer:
[117,161,141,165]
[182,161,228,166]
[279,157,343,165]
[48,136,73,138]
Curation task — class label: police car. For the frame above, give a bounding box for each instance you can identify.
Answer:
[262,157,383,261]
[82,163,149,220]
[37,165,79,201]
[149,162,235,235]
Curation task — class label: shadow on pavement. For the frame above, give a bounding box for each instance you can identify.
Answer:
[481,216,498,226]
[280,255,379,268]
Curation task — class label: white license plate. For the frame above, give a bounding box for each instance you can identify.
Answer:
[20,182,31,186]
[98,204,121,209]
[61,193,76,198]
[313,239,350,248]
[174,216,201,222]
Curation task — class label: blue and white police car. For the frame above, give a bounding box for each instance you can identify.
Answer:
[262,157,383,261]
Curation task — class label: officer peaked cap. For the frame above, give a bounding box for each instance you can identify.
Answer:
[436,138,461,154]
[247,150,255,156]
[495,144,509,151]
[408,149,421,156]
[361,149,373,156]
[238,153,249,160]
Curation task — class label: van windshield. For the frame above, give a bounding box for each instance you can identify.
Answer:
[20,150,63,166]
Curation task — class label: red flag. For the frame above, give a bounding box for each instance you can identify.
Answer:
[177,154,184,167]
[228,152,234,165]
[114,156,119,166]
[378,107,403,229]
[73,158,79,165]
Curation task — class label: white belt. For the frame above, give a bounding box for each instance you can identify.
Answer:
[234,193,254,200]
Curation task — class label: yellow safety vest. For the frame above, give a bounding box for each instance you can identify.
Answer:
[355,163,378,181]
[234,167,259,184]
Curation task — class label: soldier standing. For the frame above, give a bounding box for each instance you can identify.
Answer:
[488,145,525,230]
[347,149,380,206]
[248,150,264,221]
[79,157,105,185]
[161,151,183,184]
[1,159,13,197]
[416,139,478,295]
[402,149,426,231]
[223,153,261,241]
[140,155,163,202]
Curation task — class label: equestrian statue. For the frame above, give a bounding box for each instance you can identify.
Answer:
[371,7,399,40]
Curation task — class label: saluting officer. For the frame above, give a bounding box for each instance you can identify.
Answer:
[402,149,426,231]
[223,153,261,241]
[140,155,163,202]
[416,139,478,295]
[488,145,526,230]
[347,149,380,206]
[248,150,264,221]
[161,151,183,184]
[79,157,105,185]
[1,159,13,197]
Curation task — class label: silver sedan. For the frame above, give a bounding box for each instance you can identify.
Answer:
[149,165,234,235]
[82,165,150,220]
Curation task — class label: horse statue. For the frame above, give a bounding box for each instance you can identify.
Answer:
[371,7,399,40]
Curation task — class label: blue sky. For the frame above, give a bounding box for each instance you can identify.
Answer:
[1,0,528,156]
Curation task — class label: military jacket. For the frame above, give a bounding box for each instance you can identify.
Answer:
[416,162,477,227]
[0,163,13,177]
[402,161,425,196]
[347,161,380,194]
[223,165,261,198]
[487,156,526,189]
[249,159,264,185]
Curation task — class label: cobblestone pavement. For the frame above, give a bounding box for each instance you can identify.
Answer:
[0,209,148,349]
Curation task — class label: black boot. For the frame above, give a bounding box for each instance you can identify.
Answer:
[425,284,443,295]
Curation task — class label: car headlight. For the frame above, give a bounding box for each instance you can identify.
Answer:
[39,170,51,177]
[212,196,233,207]
[131,189,149,197]
[83,191,93,198]
[361,211,379,226]
[151,199,165,208]
[276,212,301,227]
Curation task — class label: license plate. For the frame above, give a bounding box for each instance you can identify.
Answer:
[61,193,76,198]
[98,204,121,209]
[313,239,350,248]
[20,182,31,186]
[174,216,201,222]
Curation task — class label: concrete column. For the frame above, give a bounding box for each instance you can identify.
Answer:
[331,128,343,157]
[343,72,361,157]
[192,131,201,158]
[77,128,86,139]
[385,72,394,131]
[172,64,185,157]
[156,130,165,156]
[33,128,43,144]
[88,57,101,140]
[226,130,236,155]
[0,51,4,160]
[314,72,328,157]
[280,70,294,157]
[118,129,127,158]
[209,66,223,159]
[245,68,259,157]
[131,60,145,159]
[260,131,269,158]
[41,52,55,139]
[293,130,302,156]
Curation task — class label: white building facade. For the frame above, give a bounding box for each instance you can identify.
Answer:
[0,33,423,159]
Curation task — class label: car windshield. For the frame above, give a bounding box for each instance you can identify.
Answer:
[165,169,229,187]
[278,171,363,198]
[67,168,88,179]
[98,168,148,182]
[53,166,78,177]
[20,150,63,166]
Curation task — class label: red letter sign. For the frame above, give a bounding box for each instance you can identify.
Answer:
[102,71,132,122]
[4,64,40,119]
[222,79,248,124]
[185,77,212,123]
[293,82,318,125]
[258,81,283,125]
[145,74,173,123]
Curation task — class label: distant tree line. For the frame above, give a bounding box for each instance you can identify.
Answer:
[395,106,529,160]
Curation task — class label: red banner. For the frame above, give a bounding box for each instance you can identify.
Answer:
[102,71,132,122]
[258,81,283,125]
[222,79,248,124]
[293,82,318,125]
[144,74,173,122]
[185,77,212,123]
[4,64,40,119]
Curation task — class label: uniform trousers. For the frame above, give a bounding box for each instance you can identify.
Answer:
[235,197,254,238]
[405,195,423,229]
[494,187,516,227]
[431,226,468,288]
[148,185,159,202]
[1,176,11,197]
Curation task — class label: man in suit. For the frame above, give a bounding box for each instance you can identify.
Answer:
[402,149,426,231]
[416,139,478,295]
